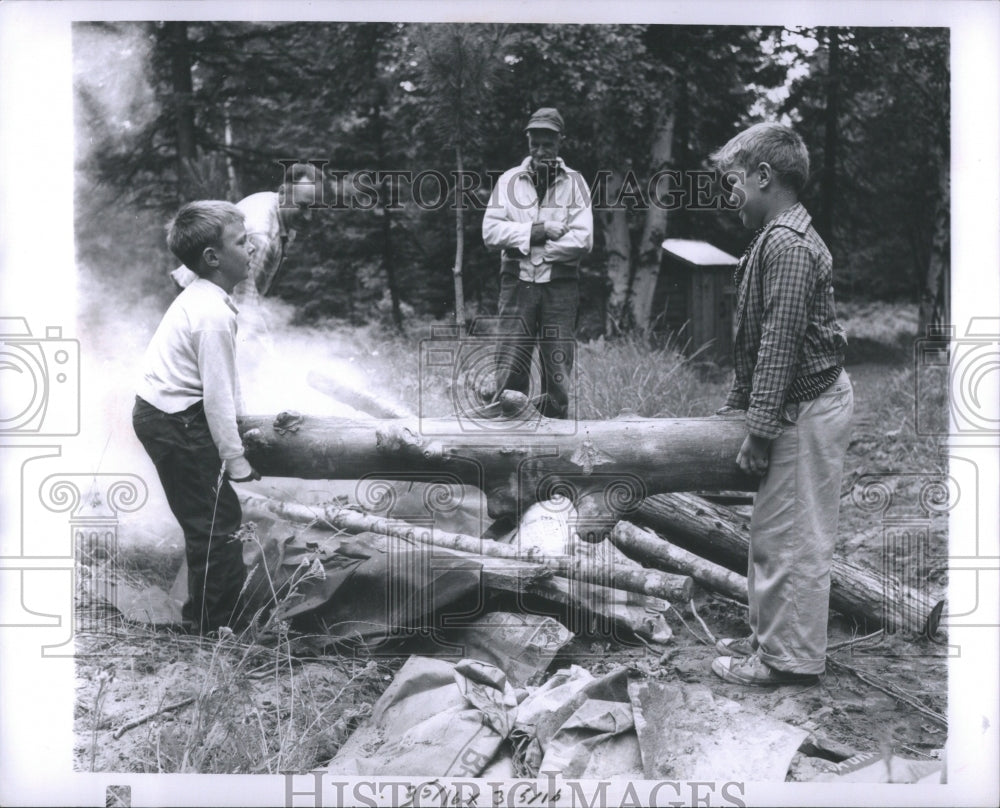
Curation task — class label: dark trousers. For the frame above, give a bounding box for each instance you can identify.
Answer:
[132,397,246,632]
[495,275,578,419]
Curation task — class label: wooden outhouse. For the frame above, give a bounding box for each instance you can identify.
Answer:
[650,238,739,362]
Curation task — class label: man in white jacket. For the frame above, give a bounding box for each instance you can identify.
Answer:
[482,108,593,419]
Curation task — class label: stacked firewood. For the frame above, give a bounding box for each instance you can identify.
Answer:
[237,390,942,637]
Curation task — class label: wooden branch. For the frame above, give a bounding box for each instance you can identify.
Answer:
[477,564,673,644]
[612,520,748,603]
[240,493,693,603]
[112,697,196,739]
[635,492,944,633]
[825,658,946,727]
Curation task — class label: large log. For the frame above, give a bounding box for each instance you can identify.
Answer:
[635,493,943,633]
[237,413,755,519]
[612,520,748,603]
[240,493,694,603]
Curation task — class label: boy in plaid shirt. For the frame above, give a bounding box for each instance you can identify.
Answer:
[710,123,854,685]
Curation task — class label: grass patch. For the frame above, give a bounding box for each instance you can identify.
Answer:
[77,535,403,774]
[839,300,919,345]
[840,300,920,364]
[575,334,728,419]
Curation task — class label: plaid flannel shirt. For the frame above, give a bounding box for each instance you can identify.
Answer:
[726,203,847,439]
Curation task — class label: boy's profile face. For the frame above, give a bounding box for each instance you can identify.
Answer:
[729,164,766,231]
[208,221,254,292]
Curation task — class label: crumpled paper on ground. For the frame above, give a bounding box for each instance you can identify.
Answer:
[327,656,519,777]
[329,659,810,782]
[628,677,809,782]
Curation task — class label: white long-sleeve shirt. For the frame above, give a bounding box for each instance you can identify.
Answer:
[482,156,593,283]
[169,192,289,350]
[137,279,246,464]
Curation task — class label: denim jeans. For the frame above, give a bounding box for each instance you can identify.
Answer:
[748,369,855,674]
[132,397,246,632]
[495,275,578,419]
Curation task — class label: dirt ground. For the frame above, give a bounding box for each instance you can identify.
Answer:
[73,354,949,779]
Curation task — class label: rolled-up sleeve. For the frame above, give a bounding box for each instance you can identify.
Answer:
[745,244,815,438]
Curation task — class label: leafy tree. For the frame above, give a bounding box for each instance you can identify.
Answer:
[779,27,949,331]
[75,22,945,336]
[407,24,513,329]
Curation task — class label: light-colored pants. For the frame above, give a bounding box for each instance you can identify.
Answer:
[749,369,855,674]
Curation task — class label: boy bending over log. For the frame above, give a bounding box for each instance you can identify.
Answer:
[133,201,261,633]
[710,123,854,686]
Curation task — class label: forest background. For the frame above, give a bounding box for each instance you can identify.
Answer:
[74,22,949,342]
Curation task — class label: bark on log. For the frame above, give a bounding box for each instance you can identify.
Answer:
[635,492,943,633]
[237,413,755,519]
[612,520,748,603]
[240,493,694,603]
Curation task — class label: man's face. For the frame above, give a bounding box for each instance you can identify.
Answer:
[528,129,561,165]
[213,221,254,289]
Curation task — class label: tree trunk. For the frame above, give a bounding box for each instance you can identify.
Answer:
[918,148,949,338]
[602,169,633,335]
[165,21,197,197]
[818,26,840,241]
[240,493,693,603]
[627,105,675,333]
[453,142,467,329]
[612,520,748,602]
[237,413,757,519]
[223,105,241,201]
[372,80,403,331]
[634,492,944,633]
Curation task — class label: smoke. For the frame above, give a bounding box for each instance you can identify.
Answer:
[234,296,376,418]
[73,270,387,545]
[70,21,406,544]
[73,23,157,166]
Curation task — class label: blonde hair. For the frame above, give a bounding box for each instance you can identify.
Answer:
[711,122,811,194]
[165,200,245,272]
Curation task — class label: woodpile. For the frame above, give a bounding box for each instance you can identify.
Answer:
[237,410,944,637]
